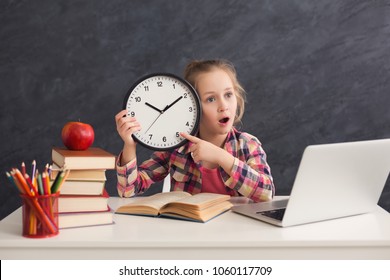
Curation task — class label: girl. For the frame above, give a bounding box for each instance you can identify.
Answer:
[115,59,274,202]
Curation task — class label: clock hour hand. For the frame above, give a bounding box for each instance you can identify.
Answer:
[162,96,183,112]
[145,102,163,114]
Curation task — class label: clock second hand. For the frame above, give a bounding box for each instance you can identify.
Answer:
[143,102,165,134]
[144,112,164,134]
[144,103,170,134]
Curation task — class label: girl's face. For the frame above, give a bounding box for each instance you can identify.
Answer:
[195,68,238,139]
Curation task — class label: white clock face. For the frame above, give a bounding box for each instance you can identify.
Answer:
[123,73,201,150]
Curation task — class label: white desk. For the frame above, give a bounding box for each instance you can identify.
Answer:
[1,196,390,259]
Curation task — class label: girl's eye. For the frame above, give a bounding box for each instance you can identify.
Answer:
[225,92,233,98]
[206,97,216,102]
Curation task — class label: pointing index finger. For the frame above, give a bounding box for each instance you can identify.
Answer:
[180,132,200,143]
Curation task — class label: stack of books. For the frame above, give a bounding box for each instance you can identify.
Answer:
[51,147,116,229]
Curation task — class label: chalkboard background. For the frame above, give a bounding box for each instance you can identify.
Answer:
[1,0,389,221]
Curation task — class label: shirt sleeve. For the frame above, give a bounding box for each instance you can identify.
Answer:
[222,138,275,202]
[116,151,171,197]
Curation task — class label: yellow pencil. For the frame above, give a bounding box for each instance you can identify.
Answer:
[57,169,70,193]
[45,171,51,194]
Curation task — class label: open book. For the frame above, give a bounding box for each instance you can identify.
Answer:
[115,191,233,223]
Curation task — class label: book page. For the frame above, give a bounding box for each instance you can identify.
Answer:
[116,191,191,214]
[139,191,191,209]
[165,193,230,211]
[161,201,233,222]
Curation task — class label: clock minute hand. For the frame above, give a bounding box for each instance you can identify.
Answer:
[162,96,183,112]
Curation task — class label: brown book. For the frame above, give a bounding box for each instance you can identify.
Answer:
[50,163,107,181]
[115,191,233,223]
[52,147,116,170]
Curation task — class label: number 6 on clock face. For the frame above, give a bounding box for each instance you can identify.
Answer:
[122,73,201,151]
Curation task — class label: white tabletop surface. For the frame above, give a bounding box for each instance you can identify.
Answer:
[1,196,390,259]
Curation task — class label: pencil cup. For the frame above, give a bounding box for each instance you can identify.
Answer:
[20,193,59,238]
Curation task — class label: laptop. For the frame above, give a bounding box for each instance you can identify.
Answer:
[232,138,390,227]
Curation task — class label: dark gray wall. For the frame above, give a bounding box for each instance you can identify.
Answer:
[1,0,389,220]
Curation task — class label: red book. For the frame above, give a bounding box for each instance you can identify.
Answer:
[58,189,110,213]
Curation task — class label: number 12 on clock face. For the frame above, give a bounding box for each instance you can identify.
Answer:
[123,73,201,151]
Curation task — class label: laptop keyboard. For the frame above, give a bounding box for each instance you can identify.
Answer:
[257,208,286,221]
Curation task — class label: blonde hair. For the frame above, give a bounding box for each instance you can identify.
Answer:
[184,59,246,125]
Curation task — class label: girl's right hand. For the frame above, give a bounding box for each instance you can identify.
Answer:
[115,109,142,147]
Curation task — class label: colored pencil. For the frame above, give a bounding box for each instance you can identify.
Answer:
[24,173,36,196]
[34,169,38,190]
[47,164,52,178]
[45,171,51,194]
[24,173,38,194]
[21,162,26,176]
[37,173,44,196]
[13,168,32,196]
[50,170,63,194]
[51,170,66,194]
[56,169,70,193]
[31,160,36,183]
[42,172,48,195]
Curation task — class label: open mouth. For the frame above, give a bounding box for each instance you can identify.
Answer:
[219,117,230,124]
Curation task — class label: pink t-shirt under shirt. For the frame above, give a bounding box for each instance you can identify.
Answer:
[199,166,231,195]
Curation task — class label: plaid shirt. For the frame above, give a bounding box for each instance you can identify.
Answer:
[117,128,275,202]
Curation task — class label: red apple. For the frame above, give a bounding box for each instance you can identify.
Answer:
[61,121,95,150]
